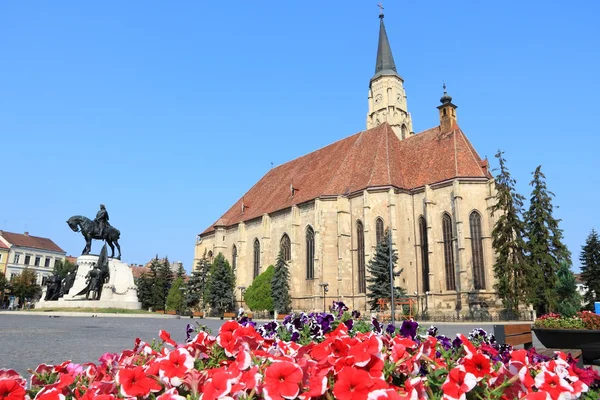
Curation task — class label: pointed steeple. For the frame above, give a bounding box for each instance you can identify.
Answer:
[372,13,399,81]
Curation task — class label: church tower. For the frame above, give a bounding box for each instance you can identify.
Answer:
[366,11,413,140]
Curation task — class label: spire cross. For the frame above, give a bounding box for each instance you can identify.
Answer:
[377,2,384,16]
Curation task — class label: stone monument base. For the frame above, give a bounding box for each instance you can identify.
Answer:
[37,254,141,310]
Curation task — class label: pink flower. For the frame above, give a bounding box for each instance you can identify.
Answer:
[263,361,303,400]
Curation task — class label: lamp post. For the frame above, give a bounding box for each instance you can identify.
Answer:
[179,286,186,315]
[238,286,246,308]
[319,283,329,313]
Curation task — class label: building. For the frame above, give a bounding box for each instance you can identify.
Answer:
[194,13,498,315]
[0,230,66,285]
[0,241,9,275]
[574,274,589,307]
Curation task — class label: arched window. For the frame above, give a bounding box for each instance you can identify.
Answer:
[470,211,486,290]
[232,245,237,276]
[357,221,366,293]
[306,226,315,280]
[280,234,291,261]
[419,216,430,292]
[442,214,456,291]
[253,239,260,279]
[207,251,213,263]
[401,124,408,140]
[375,217,385,245]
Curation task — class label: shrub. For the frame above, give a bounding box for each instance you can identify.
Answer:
[534,311,600,330]
[245,265,274,312]
[579,311,600,330]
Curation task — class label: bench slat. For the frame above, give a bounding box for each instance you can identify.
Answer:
[504,324,533,336]
[505,333,533,346]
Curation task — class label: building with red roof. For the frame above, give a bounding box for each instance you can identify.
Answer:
[194,13,498,315]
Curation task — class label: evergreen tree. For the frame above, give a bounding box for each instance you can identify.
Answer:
[187,253,211,308]
[147,256,174,311]
[555,261,581,317]
[166,277,185,312]
[525,165,571,315]
[206,253,235,314]
[491,151,532,314]
[271,251,291,314]
[366,230,405,311]
[245,266,275,312]
[53,259,77,279]
[136,272,154,310]
[580,229,600,310]
[176,263,186,279]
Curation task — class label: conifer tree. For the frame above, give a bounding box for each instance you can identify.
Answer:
[491,151,532,314]
[166,277,185,312]
[148,256,174,311]
[525,165,571,315]
[366,230,404,311]
[580,229,600,310]
[206,253,235,314]
[176,263,186,279]
[136,272,154,310]
[271,251,292,314]
[555,261,581,317]
[189,253,212,308]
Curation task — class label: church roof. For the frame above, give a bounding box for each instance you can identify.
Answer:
[372,15,399,81]
[201,122,490,235]
[0,230,65,253]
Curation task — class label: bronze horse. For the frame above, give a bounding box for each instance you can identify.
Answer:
[66,215,121,259]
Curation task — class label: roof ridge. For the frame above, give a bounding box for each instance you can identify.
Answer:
[455,126,486,177]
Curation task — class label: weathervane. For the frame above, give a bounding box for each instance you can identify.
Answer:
[377,2,384,17]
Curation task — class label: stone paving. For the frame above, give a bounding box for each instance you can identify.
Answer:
[0,314,544,377]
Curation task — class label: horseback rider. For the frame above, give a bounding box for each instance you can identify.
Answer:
[95,204,109,239]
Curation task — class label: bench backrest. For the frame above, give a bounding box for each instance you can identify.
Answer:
[493,324,533,348]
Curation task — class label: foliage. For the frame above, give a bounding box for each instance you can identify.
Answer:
[186,253,211,309]
[491,150,532,313]
[52,259,77,279]
[525,165,571,315]
[206,253,235,314]
[555,261,582,317]
[175,263,186,279]
[244,265,274,312]
[0,273,7,293]
[534,311,600,330]
[166,277,185,312]
[366,230,405,310]
[271,251,291,314]
[9,268,41,301]
[135,256,175,311]
[580,229,600,310]
[136,272,154,310]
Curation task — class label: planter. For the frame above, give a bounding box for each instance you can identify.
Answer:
[533,328,600,362]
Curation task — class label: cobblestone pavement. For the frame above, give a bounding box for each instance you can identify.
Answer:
[0,315,542,377]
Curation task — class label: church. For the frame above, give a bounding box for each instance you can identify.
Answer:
[194,13,498,316]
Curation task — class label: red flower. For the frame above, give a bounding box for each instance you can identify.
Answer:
[441,368,476,400]
[116,366,162,398]
[156,388,186,400]
[534,371,574,400]
[158,348,194,387]
[522,392,551,400]
[462,353,492,380]
[263,361,302,400]
[202,370,233,399]
[34,387,65,400]
[159,330,177,347]
[0,379,26,400]
[333,367,374,400]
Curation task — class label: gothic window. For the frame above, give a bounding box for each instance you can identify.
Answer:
[306,226,315,280]
[357,221,366,293]
[232,245,238,276]
[253,239,260,279]
[419,216,430,292]
[375,217,385,245]
[470,211,486,290]
[280,234,291,261]
[401,124,408,140]
[207,251,213,263]
[442,213,456,291]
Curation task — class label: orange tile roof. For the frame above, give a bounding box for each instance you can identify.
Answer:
[0,241,8,250]
[202,122,490,235]
[0,231,65,253]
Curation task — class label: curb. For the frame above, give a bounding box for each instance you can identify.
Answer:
[0,311,180,319]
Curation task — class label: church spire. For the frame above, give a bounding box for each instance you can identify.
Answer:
[372,7,399,81]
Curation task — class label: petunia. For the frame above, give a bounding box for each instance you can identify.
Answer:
[156,388,186,400]
[440,368,476,400]
[202,371,233,399]
[0,379,27,400]
[462,353,492,380]
[159,330,177,347]
[158,348,194,387]
[399,320,418,339]
[263,361,302,400]
[116,366,162,398]
[34,387,65,400]
[333,367,374,400]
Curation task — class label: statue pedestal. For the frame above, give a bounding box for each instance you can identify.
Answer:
[37,255,141,310]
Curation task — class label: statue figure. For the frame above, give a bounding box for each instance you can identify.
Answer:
[59,267,78,298]
[95,204,109,238]
[44,274,62,301]
[66,206,121,258]
[83,244,110,300]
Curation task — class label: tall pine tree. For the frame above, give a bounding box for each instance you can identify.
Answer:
[271,251,291,314]
[206,253,235,314]
[136,272,154,310]
[366,230,405,311]
[491,151,532,314]
[175,263,186,279]
[580,229,600,310]
[525,165,571,315]
[185,260,209,309]
[555,261,581,317]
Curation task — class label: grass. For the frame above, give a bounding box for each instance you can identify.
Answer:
[31,308,156,314]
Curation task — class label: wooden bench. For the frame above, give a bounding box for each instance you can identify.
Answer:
[494,324,583,367]
[223,312,236,319]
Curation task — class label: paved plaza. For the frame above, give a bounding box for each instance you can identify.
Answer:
[0,314,542,377]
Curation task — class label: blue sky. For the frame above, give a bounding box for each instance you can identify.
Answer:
[1,2,598,271]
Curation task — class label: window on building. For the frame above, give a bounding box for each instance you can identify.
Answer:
[44,258,51,268]
[13,254,20,264]
[401,124,408,140]
[442,213,456,291]
[10,273,17,281]
[357,221,366,293]
[253,239,260,279]
[419,216,430,292]
[470,211,486,290]
[280,234,291,261]
[375,218,385,245]
[34,256,41,266]
[207,251,213,263]
[42,276,48,286]
[24,255,31,265]
[306,226,315,280]
[0,254,2,263]
[232,245,237,276]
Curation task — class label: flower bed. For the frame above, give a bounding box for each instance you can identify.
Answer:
[534,311,600,330]
[1,303,599,400]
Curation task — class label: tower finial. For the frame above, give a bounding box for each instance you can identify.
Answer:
[440,81,452,104]
[377,2,384,18]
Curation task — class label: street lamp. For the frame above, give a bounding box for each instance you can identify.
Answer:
[238,286,246,308]
[319,283,329,313]
[179,286,186,315]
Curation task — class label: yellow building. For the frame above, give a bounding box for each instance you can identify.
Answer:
[195,13,498,316]
[0,241,9,275]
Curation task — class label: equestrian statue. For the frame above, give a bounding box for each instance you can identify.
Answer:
[67,204,122,259]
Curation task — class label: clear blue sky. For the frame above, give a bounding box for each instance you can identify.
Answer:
[1,2,598,271]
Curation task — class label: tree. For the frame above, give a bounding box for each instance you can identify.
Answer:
[524,165,571,315]
[9,268,41,303]
[245,266,275,312]
[166,277,185,312]
[53,259,77,279]
[491,150,532,314]
[555,261,582,317]
[175,263,186,279]
[136,272,155,310]
[186,253,211,309]
[146,256,174,311]
[366,230,405,311]
[0,273,7,294]
[580,229,600,310]
[271,251,291,314]
[206,253,235,314]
